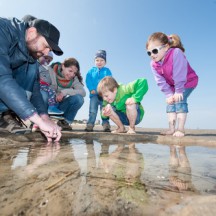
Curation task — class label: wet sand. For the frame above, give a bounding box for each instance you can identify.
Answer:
[0,125,215,216]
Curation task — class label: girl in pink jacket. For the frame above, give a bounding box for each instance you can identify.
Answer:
[146,32,198,137]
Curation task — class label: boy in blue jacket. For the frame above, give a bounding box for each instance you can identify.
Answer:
[85,50,112,132]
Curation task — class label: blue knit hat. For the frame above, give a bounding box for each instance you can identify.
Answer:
[95,50,106,62]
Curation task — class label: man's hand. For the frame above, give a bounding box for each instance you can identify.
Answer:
[40,115,62,142]
[29,114,62,142]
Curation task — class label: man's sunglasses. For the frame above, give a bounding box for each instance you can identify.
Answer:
[147,45,166,56]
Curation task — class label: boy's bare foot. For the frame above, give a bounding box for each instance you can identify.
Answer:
[127,127,136,134]
[111,127,126,134]
[160,129,175,135]
[173,130,185,137]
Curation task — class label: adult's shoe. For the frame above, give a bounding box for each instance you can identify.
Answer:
[0,111,31,134]
[57,119,72,131]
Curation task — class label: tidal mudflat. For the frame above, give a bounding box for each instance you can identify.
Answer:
[0,127,216,216]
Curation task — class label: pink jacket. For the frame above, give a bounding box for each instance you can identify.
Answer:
[151,48,198,97]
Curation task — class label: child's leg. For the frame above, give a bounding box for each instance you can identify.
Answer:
[99,98,111,132]
[86,95,99,128]
[178,146,190,168]
[47,87,64,115]
[126,104,137,134]
[40,84,55,106]
[108,108,125,133]
[47,87,57,106]
[40,85,63,115]
[173,88,194,137]
[173,113,187,137]
[169,145,179,167]
[160,112,176,135]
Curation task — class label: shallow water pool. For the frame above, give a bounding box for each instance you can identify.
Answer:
[0,139,215,215]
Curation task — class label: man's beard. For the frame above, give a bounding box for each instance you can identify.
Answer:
[28,49,39,59]
[26,35,43,59]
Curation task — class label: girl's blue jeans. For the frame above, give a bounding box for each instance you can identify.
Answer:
[166,88,195,113]
[87,95,110,126]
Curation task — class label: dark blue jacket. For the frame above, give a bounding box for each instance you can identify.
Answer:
[0,17,47,119]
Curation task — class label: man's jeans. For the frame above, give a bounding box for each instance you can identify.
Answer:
[0,63,39,118]
[0,102,9,114]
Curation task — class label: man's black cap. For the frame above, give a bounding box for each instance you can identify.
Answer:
[31,19,63,56]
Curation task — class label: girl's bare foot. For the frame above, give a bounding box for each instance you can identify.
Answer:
[160,129,175,135]
[169,176,189,191]
[173,130,185,137]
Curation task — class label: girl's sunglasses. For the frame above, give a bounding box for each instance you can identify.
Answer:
[147,45,166,56]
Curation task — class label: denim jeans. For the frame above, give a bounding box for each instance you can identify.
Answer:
[113,104,141,126]
[41,90,84,124]
[13,63,38,99]
[166,88,195,113]
[87,95,110,126]
[0,101,9,114]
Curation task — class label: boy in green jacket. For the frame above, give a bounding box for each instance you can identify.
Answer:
[97,77,148,134]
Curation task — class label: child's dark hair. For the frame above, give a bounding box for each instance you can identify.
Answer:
[63,58,84,84]
[146,32,185,52]
[97,76,119,97]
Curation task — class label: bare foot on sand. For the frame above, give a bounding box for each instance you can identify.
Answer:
[127,127,136,134]
[160,129,175,135]
[111,127,126,134]
[173,130,185,137]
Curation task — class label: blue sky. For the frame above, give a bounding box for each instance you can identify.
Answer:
[1,0,215,129]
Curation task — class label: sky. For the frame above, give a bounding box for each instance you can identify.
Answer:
[0,0,216,129]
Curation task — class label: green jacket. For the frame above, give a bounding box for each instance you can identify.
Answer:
[103,78,148,121]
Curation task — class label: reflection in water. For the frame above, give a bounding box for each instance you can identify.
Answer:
[3,139,215,197]
[97,142,147,206]
[168,145,195,192]
[11,148,29,170]
[99,143,144,183]
[136,143,216,196]
[68,139,216,197]
[24,142,60,174]
[70,138,144,184]
[0,138,216,215]
[69,138,147,213]
[70,139,88,175]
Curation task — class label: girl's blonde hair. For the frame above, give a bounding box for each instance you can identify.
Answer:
[97,76,119,97]
[146,32,185,52]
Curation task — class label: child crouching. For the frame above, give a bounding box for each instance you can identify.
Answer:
[97,77,148,134]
